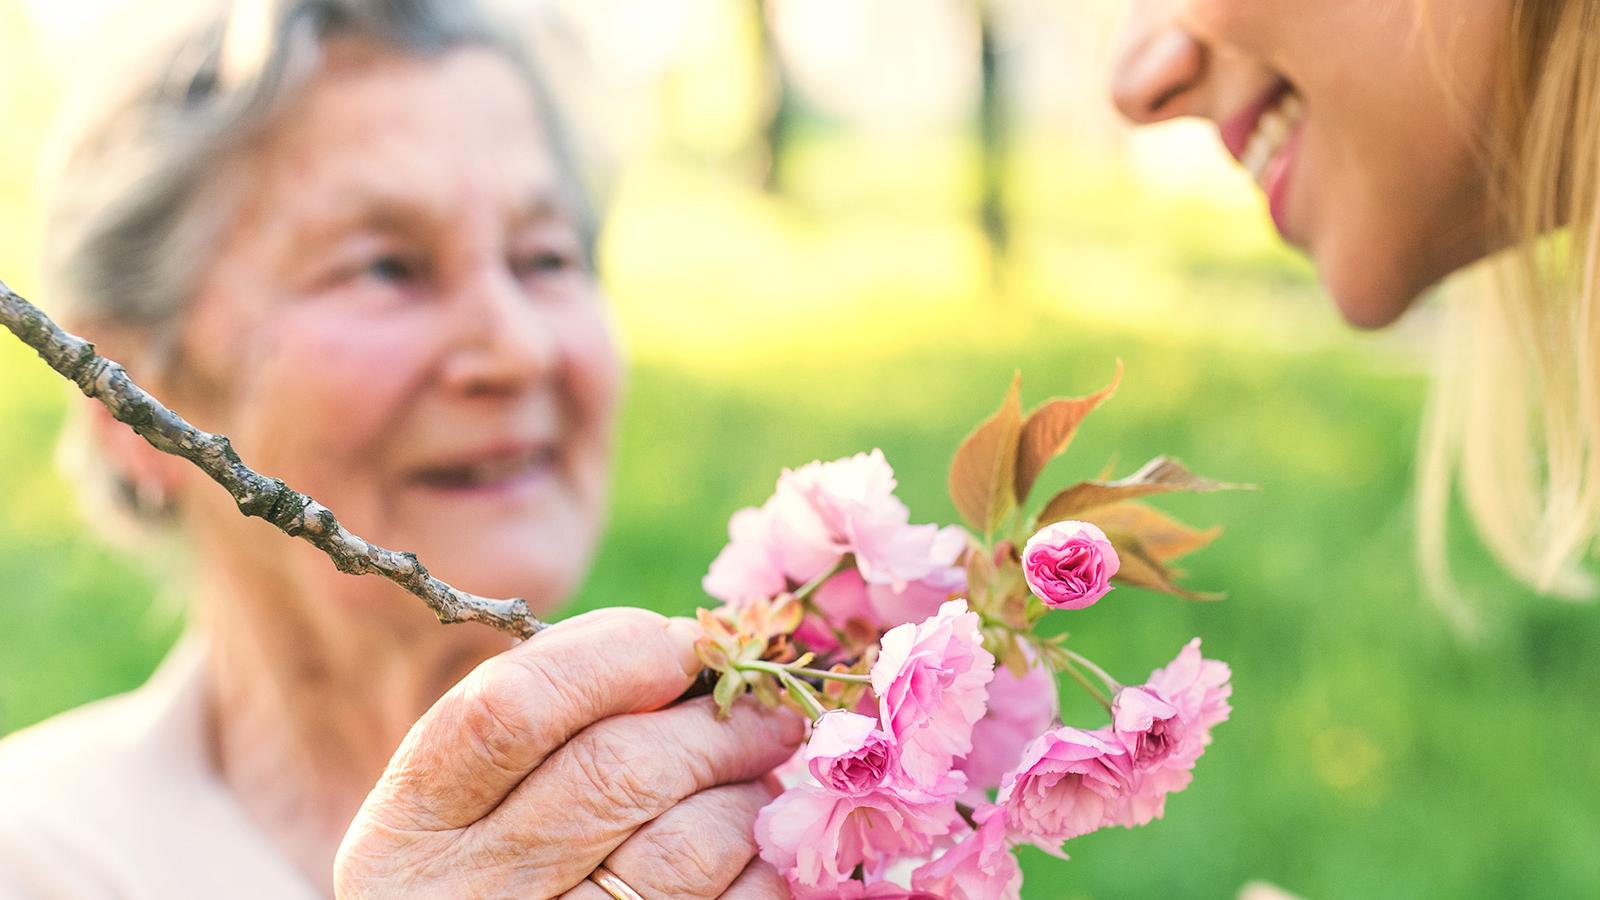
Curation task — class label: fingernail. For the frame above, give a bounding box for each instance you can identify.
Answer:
[663,617,704,679]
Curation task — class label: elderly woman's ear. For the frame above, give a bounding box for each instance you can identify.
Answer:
[63,317,188,523]
[83,396,187,520]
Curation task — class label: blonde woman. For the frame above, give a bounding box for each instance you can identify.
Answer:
[1112,1,1600,624]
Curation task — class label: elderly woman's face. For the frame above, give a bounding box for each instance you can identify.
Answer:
[1110,0,1510,328]
[176,43,619,611]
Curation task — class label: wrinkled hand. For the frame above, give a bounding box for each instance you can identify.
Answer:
[334,608,802,899]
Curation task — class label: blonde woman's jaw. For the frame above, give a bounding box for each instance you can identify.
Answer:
[1109,1,1511,330]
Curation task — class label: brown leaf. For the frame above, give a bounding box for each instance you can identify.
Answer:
[1013,361,1122,504]
[948,373,1024,534]
[1037,456,1247,524]
[1083,502,1221,562]
[1108,537,1223,601]
[963,543,996,610]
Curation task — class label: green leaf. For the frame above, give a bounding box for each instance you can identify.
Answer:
[712,669,742,716]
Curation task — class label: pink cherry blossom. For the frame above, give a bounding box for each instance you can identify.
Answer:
[702,505,787,604]
[1108,638,1232,827]
[794,882,943,900]
[863,528,967,623]
[769,450,908,581]
[793,612,844,655]
[1111,686,1183,768]
[851,520,968,594]
[805,712,895,797]
[811,569,877,632]
[807,547,967,639]
[755,784,963,895]
[702,452,967,621]
[1022,520,1120,610]
[995,725,1130,851]
[911,806,1022,900]
[958,651,1059,803]
[871,599,996,789]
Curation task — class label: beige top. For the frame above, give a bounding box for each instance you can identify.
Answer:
[0,638,320,899]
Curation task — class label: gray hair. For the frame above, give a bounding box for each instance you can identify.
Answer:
[46,0,600,533]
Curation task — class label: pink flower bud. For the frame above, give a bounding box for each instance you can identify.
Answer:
[1022,520,1120,610]
[805,712,895,796]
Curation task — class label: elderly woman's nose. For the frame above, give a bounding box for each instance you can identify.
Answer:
[441,267,561,393]
[1110,6,1208,124]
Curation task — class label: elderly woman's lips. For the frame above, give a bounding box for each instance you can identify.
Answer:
[409,446,558,493]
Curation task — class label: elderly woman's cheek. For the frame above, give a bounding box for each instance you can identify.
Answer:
[234,311,440,530]
[554,298,622,446]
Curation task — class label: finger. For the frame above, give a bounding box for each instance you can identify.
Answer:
[484,696,803,891]
[602,781,776,899]
[557,882,610,900]
[721,859,790,899]
[361,608,702,832]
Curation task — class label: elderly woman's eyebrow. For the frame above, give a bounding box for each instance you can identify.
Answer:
[283,196,430,255]
[318,185,570,232]
[279,186,576,262]
[510,191,580,229]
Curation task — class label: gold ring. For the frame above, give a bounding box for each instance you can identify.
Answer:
[588,864,646,900]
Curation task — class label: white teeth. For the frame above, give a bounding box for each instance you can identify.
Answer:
[1241,90,1304,187]
[442,451,550,487]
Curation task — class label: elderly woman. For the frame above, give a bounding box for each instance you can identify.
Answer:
[0,1,799,897]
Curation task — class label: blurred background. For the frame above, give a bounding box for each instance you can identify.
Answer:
[2,0,1597,897]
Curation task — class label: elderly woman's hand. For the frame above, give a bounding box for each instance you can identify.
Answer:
[333,608,802,899]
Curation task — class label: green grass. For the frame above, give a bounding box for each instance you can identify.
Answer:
[3,153,1598,898]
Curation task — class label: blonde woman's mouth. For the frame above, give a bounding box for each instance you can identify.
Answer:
[1219,82,1307,238]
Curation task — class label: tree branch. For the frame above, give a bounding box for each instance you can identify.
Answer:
[0,277,546,639]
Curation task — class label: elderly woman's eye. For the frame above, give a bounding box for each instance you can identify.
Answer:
[365,255,419,283]
[514,251,578,279]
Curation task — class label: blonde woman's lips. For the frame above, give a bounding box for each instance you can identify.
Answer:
[1218,80,1291,163]
[1218,79,1307,243]
[1264,121,1305,241]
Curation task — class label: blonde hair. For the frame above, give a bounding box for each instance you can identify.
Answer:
[1419,0,1600,630]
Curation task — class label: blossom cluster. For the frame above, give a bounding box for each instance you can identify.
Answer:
[703,449,968,652]
[699,446,1233,898]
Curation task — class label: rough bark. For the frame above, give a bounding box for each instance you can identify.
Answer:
[0,278,546,639]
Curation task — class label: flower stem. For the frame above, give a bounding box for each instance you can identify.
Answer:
[954,802,979,830]
[777,671,828,720]
[736,658,870,685]
[1064,649,1122,693]
[789,665,871,684]
[793,557,849,602]
[1060,659,1112,712]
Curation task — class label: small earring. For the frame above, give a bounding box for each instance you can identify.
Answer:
[133,479,175,521]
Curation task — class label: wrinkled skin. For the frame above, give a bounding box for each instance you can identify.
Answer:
[335,609,803,898]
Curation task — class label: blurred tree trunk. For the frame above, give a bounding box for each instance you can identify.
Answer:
[977,0,1008,277]
[752,0,796,193]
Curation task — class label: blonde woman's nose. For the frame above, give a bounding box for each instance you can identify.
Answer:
[1109,9,1207,124]
[442,267,561,395]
